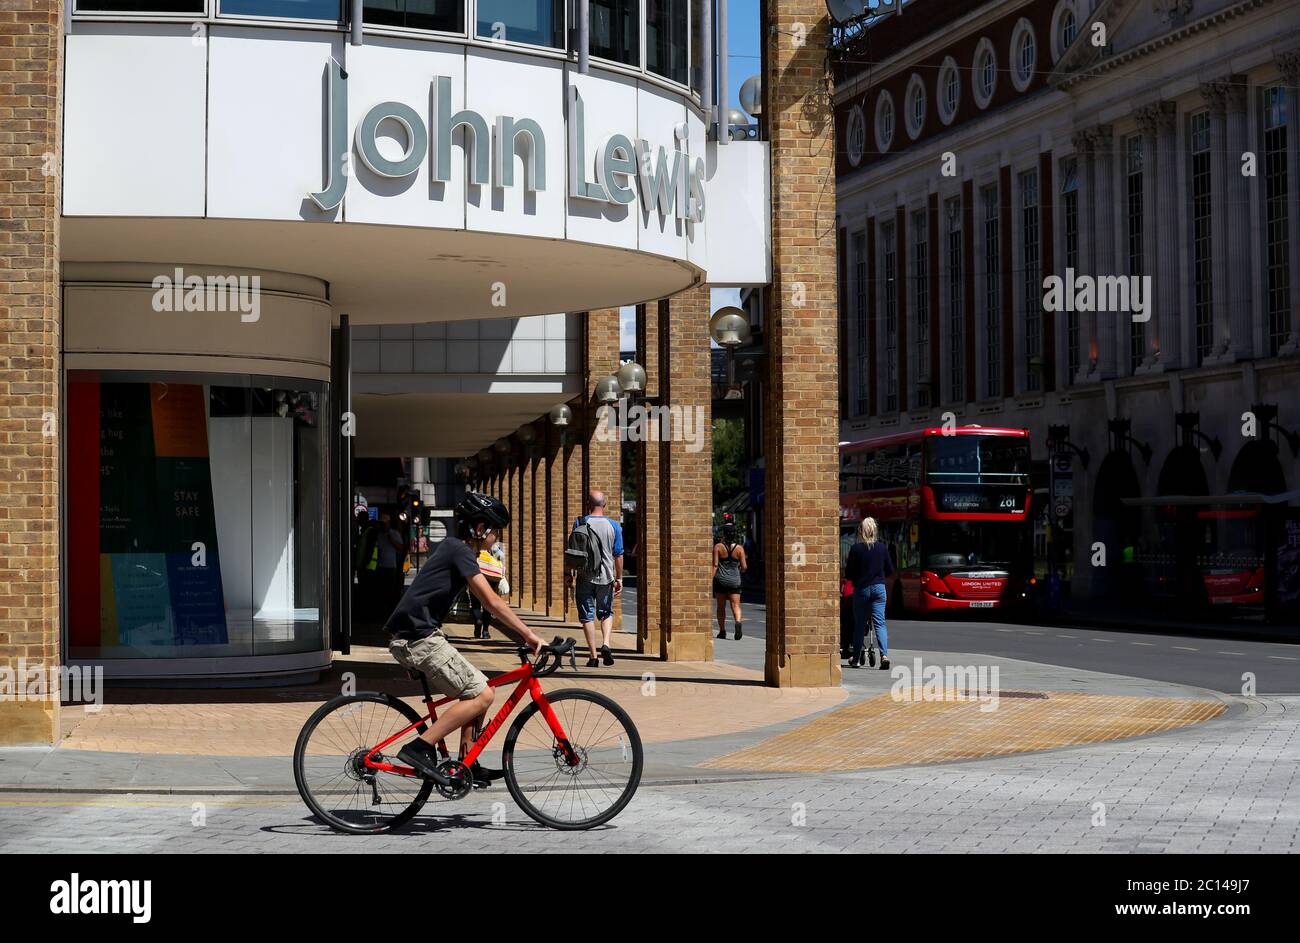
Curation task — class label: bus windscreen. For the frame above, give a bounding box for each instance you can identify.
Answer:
[925,436,1030,485]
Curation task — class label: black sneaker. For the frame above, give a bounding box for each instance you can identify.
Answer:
[586,656,600,668]
[599,644,615,666]
[734,622,743,640]
[879,655,890,670]
[717,627,727,639]
[397,740,451,785]
[470,762,504,788]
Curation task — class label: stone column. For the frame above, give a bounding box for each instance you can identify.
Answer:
[636,302,664,655]
[0,0,62,746]
[1089,124,1118,379]
[762,0,841,686]
[1071,129,1097,382]
[658,287,713,662]
[1134,102,1175,371]
[1277,51,1300,353]
[1200,78,1236,363]
[1225,76,1253,358]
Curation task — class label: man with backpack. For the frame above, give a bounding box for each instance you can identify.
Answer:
[566,490,624,668]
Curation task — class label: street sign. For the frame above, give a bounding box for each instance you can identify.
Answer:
[1054,497,1072,519]
[1054,454,1071,473]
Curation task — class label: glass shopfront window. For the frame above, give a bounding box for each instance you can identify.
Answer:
[646,0,688,84]
[219,0,341,19]
[476,0,564,47]
[364,0,464,31]
[77,0,205,11]
[589,0,639,67]
[66,371,328,661]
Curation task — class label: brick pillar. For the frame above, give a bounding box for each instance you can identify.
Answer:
[762,0,841,687]
[527,421,544,612]
[635,303,663,654]
[563,406,582,622]
[546,420,565,617]
[0,0,63,745]
[508,447,523,606]
[583,309,622,630]
[658,287,713,661]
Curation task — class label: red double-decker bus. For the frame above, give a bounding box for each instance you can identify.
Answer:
[839,426,1034,613]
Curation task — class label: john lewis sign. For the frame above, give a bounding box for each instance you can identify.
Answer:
[309,60,705,222]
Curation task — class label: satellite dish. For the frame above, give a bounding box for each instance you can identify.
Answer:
[826,0,863,24]
[739,75,762,117]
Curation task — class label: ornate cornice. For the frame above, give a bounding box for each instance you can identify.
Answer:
[1053,0,1275,90]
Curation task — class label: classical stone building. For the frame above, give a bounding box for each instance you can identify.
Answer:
[835,0,1300,599]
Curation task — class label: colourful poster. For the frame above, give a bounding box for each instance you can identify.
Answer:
[150,383,209,457]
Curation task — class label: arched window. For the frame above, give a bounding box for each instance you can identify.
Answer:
[972,38,997,108]
[1051,1,1079,63]
[875,91,895,153]
[905,73,926,139]
[937,57,961,125]
[1011,19,1037,91]
[846,105,866,166]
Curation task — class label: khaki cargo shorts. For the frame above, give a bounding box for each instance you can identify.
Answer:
[389,633,488,700]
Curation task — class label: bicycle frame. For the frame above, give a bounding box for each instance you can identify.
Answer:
[363,660,578,776]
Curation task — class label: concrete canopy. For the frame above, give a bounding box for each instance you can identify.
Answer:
[62,217,699,325]
[352,390,578,457]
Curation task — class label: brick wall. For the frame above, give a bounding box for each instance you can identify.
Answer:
[762,0,841,686]
[658,286,713,661]
[582,308,621,629]
[635,302,662,654]
[0,0,63,744]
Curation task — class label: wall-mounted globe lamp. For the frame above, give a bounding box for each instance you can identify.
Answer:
[710,305,752,387]
[616,361,646,395]
[595,375,621,405]
[549,403,573,427]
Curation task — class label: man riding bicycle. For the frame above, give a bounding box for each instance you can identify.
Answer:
[385,492,545,785]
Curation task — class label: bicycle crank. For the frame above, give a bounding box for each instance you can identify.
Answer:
[433,759,474,800]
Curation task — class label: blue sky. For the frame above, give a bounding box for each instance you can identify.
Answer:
[620,1,758,352]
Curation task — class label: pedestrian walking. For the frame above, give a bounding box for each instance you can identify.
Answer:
[712,514,747,640]
[376,511,407,618]
[844,516,894,669]
[566,490,624,668]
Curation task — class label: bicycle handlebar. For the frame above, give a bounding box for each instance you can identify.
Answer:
[517,635,577,676]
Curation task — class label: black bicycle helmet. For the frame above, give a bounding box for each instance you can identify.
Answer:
[455,491,511,530]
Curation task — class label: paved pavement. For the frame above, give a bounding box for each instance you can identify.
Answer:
[620,587,1300,694]
[2,695,1294,853]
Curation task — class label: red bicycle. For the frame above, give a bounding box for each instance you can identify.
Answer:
[293,637,643,834]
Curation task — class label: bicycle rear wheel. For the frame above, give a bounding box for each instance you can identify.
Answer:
[293,693,433,834]
[502,688,643,830]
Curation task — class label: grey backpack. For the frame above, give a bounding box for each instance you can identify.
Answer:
[565,517,602,577]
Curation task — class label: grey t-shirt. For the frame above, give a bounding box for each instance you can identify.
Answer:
[573,515,624,585]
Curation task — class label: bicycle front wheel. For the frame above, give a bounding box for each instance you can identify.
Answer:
[502,688,643,830]
[293,693,433,835]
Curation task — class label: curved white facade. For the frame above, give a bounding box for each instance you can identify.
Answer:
[62,22,769,323]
